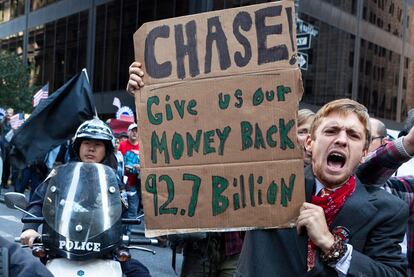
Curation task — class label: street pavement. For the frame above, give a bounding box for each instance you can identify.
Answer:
[0,187,183,276]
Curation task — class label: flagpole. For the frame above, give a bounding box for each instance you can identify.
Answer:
[82,68,98,118]
[82,68,90,84]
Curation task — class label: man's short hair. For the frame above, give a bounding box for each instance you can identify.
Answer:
[370,118,387,138]
[298,109,315,126]
[310,98,371,150]
[117,132,128,138]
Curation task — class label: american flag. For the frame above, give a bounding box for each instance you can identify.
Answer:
[113,97,121,109]
[10,113,25,129]
[33,84,49,107]
[120,114,135,122]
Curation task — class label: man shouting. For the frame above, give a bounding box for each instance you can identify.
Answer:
[236,99,408,276]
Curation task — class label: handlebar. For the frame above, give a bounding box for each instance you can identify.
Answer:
[21,217,45,224]
[15,236,43,248]
[121,218,141,225]
[127,238,158,255]
[22,217,141,224]
[21,217,144,224]
[129,238,158,246]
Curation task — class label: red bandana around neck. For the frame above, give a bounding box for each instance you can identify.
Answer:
[311,175,356,226]
[307,175,356,270]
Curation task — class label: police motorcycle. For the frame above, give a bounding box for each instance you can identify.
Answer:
[5,162,157,277]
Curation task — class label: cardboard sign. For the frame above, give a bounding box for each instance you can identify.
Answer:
[142,160,305,234]
[137,70,303,168]
[134,0,304,237]
[134,1,297,85]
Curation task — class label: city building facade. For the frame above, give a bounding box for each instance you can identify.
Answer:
[0,0,413,123]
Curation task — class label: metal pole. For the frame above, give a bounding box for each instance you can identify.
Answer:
[86,0,96,87]
[351,0,363,101]
[397,0,407,122]
[22,0,30,66]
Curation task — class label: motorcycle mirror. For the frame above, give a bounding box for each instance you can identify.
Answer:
[4,192,29,210]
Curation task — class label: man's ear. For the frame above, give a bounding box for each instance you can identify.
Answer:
[360,149,368,163]
[304,134,312,153]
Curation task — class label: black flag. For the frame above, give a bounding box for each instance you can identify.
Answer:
[10,70,96,168]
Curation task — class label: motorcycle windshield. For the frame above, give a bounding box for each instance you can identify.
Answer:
[43,162,122,241]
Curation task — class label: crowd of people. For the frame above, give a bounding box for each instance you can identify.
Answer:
[0,108,53,199]
[128,62,414,277]
[0,106,146,276]
[0,110,143,221]
[1,61,414,276]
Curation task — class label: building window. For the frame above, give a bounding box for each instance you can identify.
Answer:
[351,0,357,15]
[349,51,354,67]
[360,58,364,73]
[365,61,372,76]
[26,11,87,90]
[31,0,60,11]
[0,32,23,54]
[305,79,313,95]
[0,0,25,23]
[93,0,191,93]
[389,3,394,15]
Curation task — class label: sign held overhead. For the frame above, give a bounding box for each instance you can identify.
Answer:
[134,1,298,84]
[134,0,304,237]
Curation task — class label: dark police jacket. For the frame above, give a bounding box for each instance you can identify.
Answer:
[236,166,408,277]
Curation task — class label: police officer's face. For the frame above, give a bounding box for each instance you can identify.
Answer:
[79,139,106,163]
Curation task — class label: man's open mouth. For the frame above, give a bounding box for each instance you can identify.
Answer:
[327,152,346,169]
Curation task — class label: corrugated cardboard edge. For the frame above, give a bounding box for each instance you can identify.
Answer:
[144,218,298,238]
[135,67,302,92]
